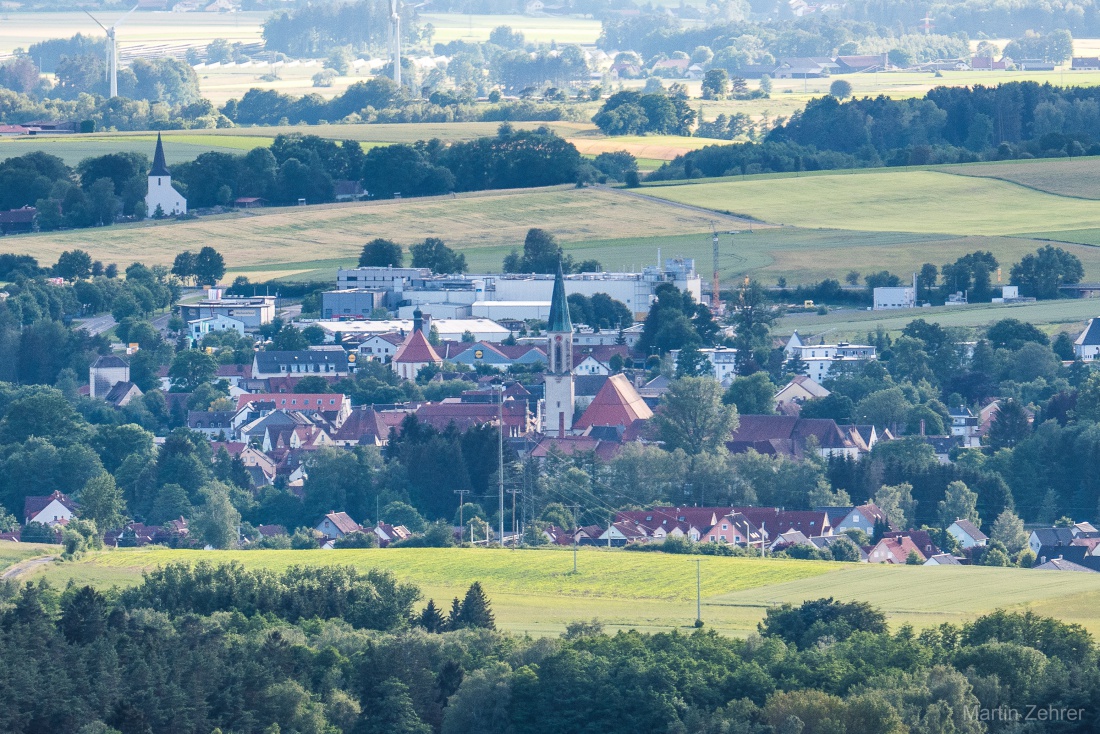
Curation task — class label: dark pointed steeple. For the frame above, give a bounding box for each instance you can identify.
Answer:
[547,260,572,333]
[150,132,170,177]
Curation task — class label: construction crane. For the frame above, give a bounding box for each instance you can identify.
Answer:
[390,0,402,87]
[84,4,139,99]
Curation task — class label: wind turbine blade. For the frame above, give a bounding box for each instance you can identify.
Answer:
[84,10,109,32]
[114,3,141,29]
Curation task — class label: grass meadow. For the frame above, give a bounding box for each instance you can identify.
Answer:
[779,298,1100,341]
[10,546,1100,637]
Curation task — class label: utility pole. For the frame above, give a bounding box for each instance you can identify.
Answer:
[507,484,521,549]
[566,503,580,573]
[696,559,702,625]
[497,384,505,547]
[454,489,470,543]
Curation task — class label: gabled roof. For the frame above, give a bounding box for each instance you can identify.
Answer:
[547,261,572,333]
[321,512,360,535]
[574,374,653,430]
[331,406,389,444]
[870,536,926,563]
[1076,318,1100,347]
[925,553,962,565]
[24,491,77,521]
[1032,527,1075,547]
[235,394,344,412]
[949,518,988,542]
[1036,558,1099,572]
[883,530,940,556]
[393,329,442,364]
[150,132,171,177]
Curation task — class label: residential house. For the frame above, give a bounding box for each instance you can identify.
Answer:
[234,393,350,427]
[0,206,36,234]
[1036,557,1099,572]
[652,58,690,76]
[810,534,869,560]
[818,503,892,536]
[373,522,411,547]
[1029,527,1076,555]
[727,415,861,460]
[702,513,761,545]
[253,349,350,380]
[736,507,833,541]
[24,491,77,526]
[670,346,738,385]
[788,338,877,383]
[774,375,830,411]
[1074,318,1100,361]
[541,525,574,545]
[949,405,981,448]
[188,410,236,438]
[415,399,530,437]
[947,519,988,549]
[867,536,926,564]
[769,529,815,551]
[596,519,650,546]
[103,381,142,407]
[883,530,940,558]
[924,553,962,566]
[316,512,361,540]
[334,179,366,201]
[357,333,405,363]
[330,406,391,446]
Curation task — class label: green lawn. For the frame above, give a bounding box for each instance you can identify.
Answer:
[643,169,1100,237]
[16,547,1100,637]
[0,133,274,166]
[0,543,55,573]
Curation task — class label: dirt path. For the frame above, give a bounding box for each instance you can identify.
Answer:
[1,555,58,580]
[599,185,775,228]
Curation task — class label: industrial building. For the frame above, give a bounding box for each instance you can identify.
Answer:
[335,259,701,321]
[178,290,276,330]
[322,289,385,319]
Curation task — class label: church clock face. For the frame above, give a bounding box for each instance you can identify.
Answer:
[555,335,562,342]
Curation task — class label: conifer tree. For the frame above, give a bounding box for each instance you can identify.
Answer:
[418,599,445,633]
[457,582,495,630]
[446,597,462,631]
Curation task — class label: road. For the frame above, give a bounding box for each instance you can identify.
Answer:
[73,314,117,336]
[1,555,57,580]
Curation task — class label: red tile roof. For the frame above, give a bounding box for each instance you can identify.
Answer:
[574,374,653,430]
[393,330,442,364]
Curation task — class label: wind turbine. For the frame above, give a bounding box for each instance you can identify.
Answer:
[84,3,139,99]
[389,0,401,87]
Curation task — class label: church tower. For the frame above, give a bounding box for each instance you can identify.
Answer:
[145,132,187,218]
[544,262,574,436]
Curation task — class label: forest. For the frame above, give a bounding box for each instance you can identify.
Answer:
[650,82,1100,179]
[0,570,1096,734]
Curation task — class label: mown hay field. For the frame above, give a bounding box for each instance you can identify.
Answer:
[1,187,721,272]
[18,546,1100,637]
[949,156,1100,200]
[643,169,1100,237]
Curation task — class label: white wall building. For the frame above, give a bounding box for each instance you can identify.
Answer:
[873,285,916,310]
[1075,318,1100,361]
[144,133,187,218]
[788,338,877,382]
[189,314,245,342]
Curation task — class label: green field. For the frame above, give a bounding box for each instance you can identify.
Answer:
[643,169,1100,237]
[0,132,274,165]
[10,546,1100,637]
[779,298,1100,341]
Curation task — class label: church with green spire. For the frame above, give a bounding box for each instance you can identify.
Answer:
[544,262,575,436]
[144,132,187,218]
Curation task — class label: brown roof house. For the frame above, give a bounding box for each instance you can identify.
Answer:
[315,512,361,541]
[24,491,78,527]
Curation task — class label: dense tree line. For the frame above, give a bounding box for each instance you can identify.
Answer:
[651,82,1100,181]
[1,576,1097,734]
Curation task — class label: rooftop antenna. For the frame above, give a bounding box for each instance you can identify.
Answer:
[84,3,139,99]
[389,0,402,87]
